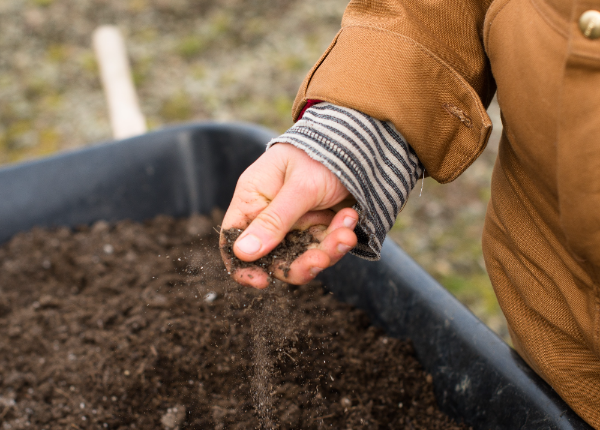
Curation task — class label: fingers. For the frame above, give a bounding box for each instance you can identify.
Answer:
[270,248,331,285]
[293,210,336,231]
[268,208,359,285]
[223,208,358,289]
[230,247,332,289]
[232,181,316,262]
[230,267,271,289]
[327,207,359,236]
[317,209,359,267]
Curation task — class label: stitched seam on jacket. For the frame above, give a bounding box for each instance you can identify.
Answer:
[294,30,342,120]
[301,30,341,98]
[340,24,489,130]
[596,283,600,357]
[529,0,569,38]
[484,0,515,49]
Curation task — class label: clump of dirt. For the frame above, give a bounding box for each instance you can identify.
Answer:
[221,227,319,277]
[0,215,469,430]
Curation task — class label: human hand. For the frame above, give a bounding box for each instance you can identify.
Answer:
[219,143,358,289]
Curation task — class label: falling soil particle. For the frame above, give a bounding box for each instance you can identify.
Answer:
[0,215,469,430]
[161,404,186,429]
[222,227,320,278]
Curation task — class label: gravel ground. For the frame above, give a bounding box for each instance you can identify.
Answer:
[0,0,507,340]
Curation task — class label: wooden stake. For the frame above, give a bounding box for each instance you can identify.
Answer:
[92,25,147,139]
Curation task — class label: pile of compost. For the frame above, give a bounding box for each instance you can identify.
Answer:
[0,215,468,430]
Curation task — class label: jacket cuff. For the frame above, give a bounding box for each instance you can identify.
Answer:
[268,102,423,261]
[292,26,493,184]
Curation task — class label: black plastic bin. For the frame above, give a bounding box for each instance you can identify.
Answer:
[0,123,591,430]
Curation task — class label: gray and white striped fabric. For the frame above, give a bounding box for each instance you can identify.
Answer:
[267,102,424,260]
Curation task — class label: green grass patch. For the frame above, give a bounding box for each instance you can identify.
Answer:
[160,92,192,122]
[441,273,502,319]
[177,37,206,60]
[46,44,68,63]
[30,0,53,7]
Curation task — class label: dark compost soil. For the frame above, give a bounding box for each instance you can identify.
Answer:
[221,228,320,278]
[0,215,469,430]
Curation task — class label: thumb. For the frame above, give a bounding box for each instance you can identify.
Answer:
[233,182,314,261]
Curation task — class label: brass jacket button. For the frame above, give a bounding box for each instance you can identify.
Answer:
[579,10,600,39]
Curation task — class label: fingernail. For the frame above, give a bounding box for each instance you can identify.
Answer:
[343,216,357,229]
[310,267,324,277]
[236,234,261,255]
[337,244,351,254]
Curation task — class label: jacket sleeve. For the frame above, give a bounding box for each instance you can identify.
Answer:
[292,0,496,183]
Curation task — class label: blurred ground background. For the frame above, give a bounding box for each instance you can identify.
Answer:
[0,0,508,340]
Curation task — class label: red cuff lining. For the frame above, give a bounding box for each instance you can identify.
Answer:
[297,99,322,120]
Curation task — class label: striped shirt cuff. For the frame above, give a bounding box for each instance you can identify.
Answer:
[267,102,424,260]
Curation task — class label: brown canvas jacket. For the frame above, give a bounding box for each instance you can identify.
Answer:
[292,0,600,426]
